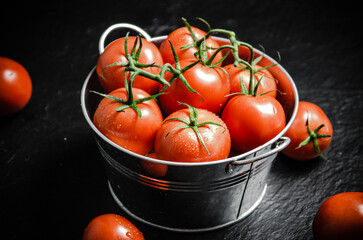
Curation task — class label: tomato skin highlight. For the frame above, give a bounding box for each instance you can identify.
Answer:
[93,88,163,155]
[282,101,333,161]
[222,95,286,154]
[224,64,277,98]
[96,37,163,94]
[82,213,145,240]
[312,192,363,240]
[158,60,230,115]
[154,108,231,162]
[159,26,222,65]
[0,57,32,116]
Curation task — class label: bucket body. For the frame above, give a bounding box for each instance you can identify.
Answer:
[81,33,299,232]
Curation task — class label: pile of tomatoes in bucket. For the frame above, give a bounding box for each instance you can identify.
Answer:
[77,18,363,240]
[91,17,333,163]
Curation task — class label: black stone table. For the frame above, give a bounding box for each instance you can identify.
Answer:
[1,1,362,239]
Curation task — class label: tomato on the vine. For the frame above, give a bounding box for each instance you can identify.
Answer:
[158,59,230,115]
[282,101,332,161]
[0,57,32,116]
[82,213,145,240]
[96,36,163,94]
[159,25,222,65]
[222,94,286,154]
[154,103,231,162]
[312,192,363,240]
[93,87,163,155]
[224,63,277,98]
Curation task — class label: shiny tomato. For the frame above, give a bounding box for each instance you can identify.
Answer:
[282,101,332,160]
[154,105,231,162]
[221,95,286,154]
[158,60,230,115]
[82,213,144,240]
[0,57,32,116]
[93,87,163,155]
[159,26,222,65]
[96,36,163,94]
[224,64,277,98]
[312,192,363,240]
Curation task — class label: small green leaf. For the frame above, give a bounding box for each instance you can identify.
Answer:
[115,104,130,112]
[131,104,143,119]
[251,55,263,67]
[130,35,139,57]
[124,32,131,59]
[239,77,249,95]
[164,125,190,138]
[164,117,190,125]
[180,43,195,50]
[181,17,198,42]
[90,91,127,104]
[296,116,332,160]
[296,136,311,149]
[178,102,199,125]
[253,74,264,96]
[192,126,210,156]
[133,92,166,105]
[135,36,143,61]
[196,17,211,32]
[169,40,181,69]
[197,121,224,130]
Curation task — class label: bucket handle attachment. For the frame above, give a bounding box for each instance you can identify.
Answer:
[98,23,152,54]
[226,137,291,173]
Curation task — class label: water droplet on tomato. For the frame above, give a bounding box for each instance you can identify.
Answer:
[126,231,133,238]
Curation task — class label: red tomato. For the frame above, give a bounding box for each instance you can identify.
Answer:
[82,213,144,240]
[159,26,222,65]
[0,57,32,116]
[141,152,168,178]
[93,88,163,155]
[312,192,363,240]
[282,101,333,160]
[224,64,277,98]
[221,95,286,154]
[154,106,231,162]
[158,60,230,115]
[96,37,163,94]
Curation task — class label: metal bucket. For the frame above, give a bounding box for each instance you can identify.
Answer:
[81,24,299,232]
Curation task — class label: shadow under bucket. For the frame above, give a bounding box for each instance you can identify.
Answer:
[81,24,299,232]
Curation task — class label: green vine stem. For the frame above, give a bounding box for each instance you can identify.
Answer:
[163,102,224,156]
[180,17,286,99]
[297,118,332,160]
[104,32,204,98]
[91,70,165,119]
[103,32,171,87]
[93,32,204,118]
[180,18,256,95]
[157,40,203,100]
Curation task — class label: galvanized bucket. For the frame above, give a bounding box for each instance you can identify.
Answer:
[81,23,299,232]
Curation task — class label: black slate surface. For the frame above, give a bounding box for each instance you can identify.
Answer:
[1,1,362,239]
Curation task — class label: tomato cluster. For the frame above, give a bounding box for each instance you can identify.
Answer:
[92,18,292,163]
[87,18,339,239]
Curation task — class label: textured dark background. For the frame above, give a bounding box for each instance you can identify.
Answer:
[1,0,362,239]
